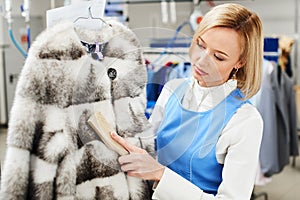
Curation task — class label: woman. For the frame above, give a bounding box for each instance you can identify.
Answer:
[111,3,263,199]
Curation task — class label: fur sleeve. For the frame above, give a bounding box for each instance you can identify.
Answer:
[0,93,42,199]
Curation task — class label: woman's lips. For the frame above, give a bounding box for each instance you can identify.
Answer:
[194,65,208,76]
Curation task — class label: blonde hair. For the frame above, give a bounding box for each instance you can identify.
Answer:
[192,3,263,100]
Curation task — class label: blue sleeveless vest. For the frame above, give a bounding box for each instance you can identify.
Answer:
[156,80,248,195]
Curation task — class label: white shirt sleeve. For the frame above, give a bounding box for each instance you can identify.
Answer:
[149,79,264,200]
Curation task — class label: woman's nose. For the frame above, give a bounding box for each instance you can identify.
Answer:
[196,50,211,65]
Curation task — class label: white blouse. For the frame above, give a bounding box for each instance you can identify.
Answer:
[150,77,263,200]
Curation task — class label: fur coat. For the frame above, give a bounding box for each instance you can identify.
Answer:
[0,20,154,200]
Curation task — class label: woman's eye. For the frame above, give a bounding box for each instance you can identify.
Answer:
[197,43,205,49]
[214,54,224,61]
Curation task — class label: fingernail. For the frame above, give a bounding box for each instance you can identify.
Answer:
[111,132,116,137]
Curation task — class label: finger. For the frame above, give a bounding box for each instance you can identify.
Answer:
[111,132,145,153]
[118,154,132,165]
[120,162,137,172]
[110,132,134,152]
[118,153,143,165]
[126,171,140,178]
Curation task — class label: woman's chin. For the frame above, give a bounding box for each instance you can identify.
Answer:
[193,76,226,87]
[193,76,208,87]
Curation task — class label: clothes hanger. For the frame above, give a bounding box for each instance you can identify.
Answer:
[73,6,112,28]
[73,6,112,60]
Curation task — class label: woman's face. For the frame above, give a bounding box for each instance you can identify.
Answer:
[189,27,242,87]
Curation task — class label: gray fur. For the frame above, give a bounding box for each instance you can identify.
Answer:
[76,143,120,184]
[77,109,100,144]
[28,180,54,200]
[95,185,118,200]
[39,43,85,60]
[0,20,153,200]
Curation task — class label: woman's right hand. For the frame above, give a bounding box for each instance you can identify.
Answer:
[111,132,165,181]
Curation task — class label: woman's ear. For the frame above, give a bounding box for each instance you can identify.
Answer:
[235,60,245,69]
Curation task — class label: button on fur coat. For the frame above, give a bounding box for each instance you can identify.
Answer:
[0,20,154,200]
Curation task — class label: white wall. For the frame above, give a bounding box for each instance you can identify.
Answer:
[235,0,297,35]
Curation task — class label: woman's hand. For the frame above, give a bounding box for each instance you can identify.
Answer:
[111,132,165,181]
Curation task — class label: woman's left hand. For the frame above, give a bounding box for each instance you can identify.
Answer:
[111,132,165,181]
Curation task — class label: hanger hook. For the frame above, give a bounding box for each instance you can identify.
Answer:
[88,5,112,27]
[73,5,112,28]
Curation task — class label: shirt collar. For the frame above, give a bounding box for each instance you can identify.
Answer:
[185,77,237,111]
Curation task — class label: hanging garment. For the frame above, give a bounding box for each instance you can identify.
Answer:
[253,59,279,176]
[278,36,294,77]
[156,80,248,195]
[146,62,191,118]
[146,62,176,102]
[0,20,154,200]
[273,66,299,167]
[257,60,299,177]
[146,62,177,118]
